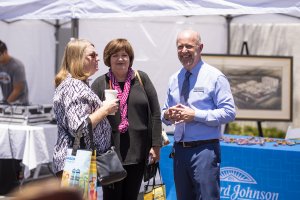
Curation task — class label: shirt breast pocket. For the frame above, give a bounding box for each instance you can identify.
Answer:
[192,87,213,106]
[193,86,208,96]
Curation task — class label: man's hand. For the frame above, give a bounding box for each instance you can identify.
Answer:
[171,104,195,123]
[7,82,24,103]
[164,105,182,124]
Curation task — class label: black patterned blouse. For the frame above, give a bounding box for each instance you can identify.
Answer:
[52,74,111,174]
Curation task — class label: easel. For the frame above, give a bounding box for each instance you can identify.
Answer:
[225,41,264,137]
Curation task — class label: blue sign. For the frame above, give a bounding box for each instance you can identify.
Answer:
[221,167,279,200]
[160,135,300,200]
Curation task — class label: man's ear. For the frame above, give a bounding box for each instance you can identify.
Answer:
[199,43,204,53]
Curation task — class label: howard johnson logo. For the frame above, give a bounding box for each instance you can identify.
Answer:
[220,167,279,200]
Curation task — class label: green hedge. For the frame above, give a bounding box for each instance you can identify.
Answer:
[227,122,285,138]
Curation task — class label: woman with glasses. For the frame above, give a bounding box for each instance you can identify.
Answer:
[52,39,119,179]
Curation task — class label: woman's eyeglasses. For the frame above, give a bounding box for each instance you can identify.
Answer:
[87,52,98,59]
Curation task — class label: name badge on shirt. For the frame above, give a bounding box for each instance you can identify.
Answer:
[193,87,205,93]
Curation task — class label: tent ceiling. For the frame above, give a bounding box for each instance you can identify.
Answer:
[1,0,300,20]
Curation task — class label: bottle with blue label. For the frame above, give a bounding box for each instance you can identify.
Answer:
[71,168,76,186]
[74,169,81,186]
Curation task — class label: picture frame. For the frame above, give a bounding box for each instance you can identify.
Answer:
[202,54,293,121]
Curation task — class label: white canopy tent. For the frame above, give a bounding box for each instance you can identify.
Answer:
[1,0,300,129]
[1,0,300,19]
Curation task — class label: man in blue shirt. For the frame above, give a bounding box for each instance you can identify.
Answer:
[162,29,236,200]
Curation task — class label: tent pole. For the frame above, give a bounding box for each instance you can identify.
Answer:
[71,18,79,38]
[54,20,60,74]
[225,15,233,54]
[224,14,233,134]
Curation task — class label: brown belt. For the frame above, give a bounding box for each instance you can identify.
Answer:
[176,139,219,148]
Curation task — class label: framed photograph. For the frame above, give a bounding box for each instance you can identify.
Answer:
[202,54,293,121]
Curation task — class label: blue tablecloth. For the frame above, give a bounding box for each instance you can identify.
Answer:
[160,134,300,200]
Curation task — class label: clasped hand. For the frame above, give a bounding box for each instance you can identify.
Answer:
[165,104,195,124]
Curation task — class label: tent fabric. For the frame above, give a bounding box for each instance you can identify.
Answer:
[1,0,300,20]
[0,20,56,105]
[79,15,227,105]
[1,1,300,130]
[78,15,300,131]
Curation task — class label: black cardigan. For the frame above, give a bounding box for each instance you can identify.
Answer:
[91,70,162,165]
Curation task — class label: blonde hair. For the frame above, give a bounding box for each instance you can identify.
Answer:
[103,38,134,68]
[54,39,94,87]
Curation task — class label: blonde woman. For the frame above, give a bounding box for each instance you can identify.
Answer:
[52,39,119,178]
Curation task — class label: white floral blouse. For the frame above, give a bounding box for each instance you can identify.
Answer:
[52,74,111,174]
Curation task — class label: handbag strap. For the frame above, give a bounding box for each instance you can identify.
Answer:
[145,163,163,189]
[135,70,144,88]
[135,71,153,167]
[87,117,95,152]
[86,110,114,153]
[71,124,83,156]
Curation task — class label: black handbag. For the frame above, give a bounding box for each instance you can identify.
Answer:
[87,118,127,186]
[144,161,159,182]
[96,146,127,185]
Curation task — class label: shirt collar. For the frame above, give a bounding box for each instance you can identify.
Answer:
[182,60,204,76]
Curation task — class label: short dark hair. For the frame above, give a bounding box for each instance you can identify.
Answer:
[0,40,7,54]
[103,38,134,68]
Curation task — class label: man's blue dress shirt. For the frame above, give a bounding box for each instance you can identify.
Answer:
[162,60,236,142]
